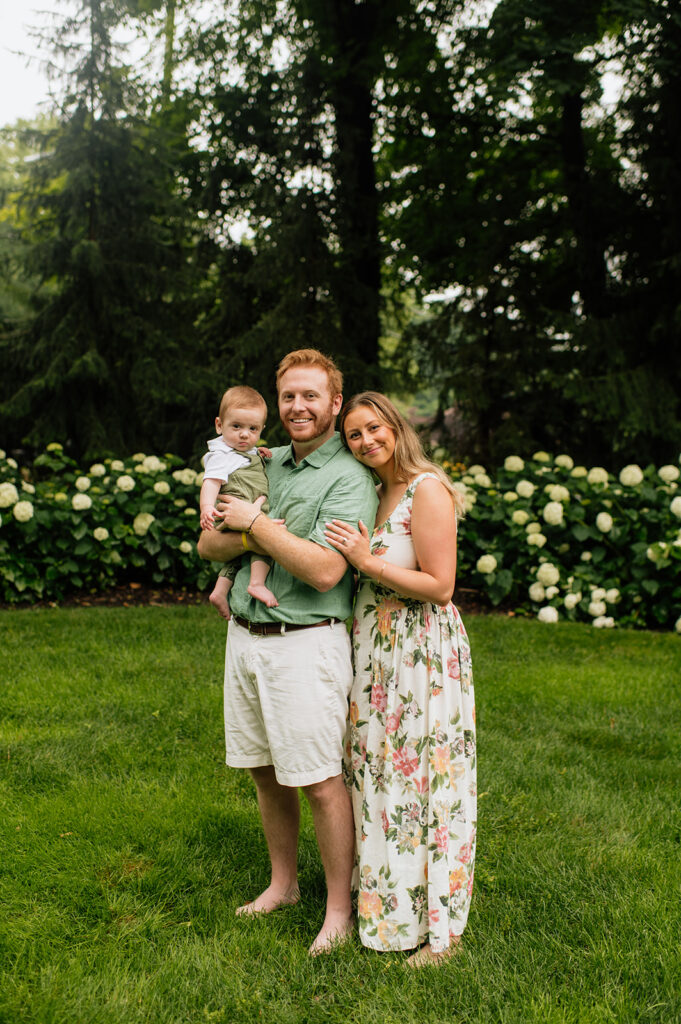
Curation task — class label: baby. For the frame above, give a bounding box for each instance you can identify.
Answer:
[199,385,276,620]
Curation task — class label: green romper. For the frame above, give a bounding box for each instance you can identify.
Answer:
[214,450,270,583]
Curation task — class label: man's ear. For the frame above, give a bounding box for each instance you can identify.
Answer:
[332,393,343,416]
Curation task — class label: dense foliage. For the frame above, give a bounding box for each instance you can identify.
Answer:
[0,0,680,464]
[1,443,679,632]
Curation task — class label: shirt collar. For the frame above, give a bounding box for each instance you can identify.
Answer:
[281,432,344,468]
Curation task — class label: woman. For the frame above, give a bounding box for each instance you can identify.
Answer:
[324,393,476,966]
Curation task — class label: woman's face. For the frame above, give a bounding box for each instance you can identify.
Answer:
[343,406,396,470]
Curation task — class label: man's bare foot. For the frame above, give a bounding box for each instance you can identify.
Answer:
[235,884,300,916]
[209,590,231,620]
[308,912,355,956]
[407,937,460,967]
[247,583,279,608]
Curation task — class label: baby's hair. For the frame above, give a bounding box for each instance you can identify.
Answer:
[219,386,268,422]
[276,348,343,397]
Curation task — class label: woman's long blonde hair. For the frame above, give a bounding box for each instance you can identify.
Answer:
[339,392,465,518]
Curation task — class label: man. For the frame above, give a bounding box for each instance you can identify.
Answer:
[197,349,378,955]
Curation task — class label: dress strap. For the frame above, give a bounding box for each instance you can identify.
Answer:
[407,471,441,496]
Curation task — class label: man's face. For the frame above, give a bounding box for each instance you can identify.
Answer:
[278,366,342,448]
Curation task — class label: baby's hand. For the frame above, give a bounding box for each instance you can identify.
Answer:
[200,506,217,531]
[257,446,273,460]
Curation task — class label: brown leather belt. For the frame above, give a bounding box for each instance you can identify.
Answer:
[232,615,337,636]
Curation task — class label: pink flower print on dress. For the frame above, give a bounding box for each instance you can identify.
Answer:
[381,809,390,834]
[431,745,450,775]
[433,824,449,853]
[385,705,404,735]
[428,907,440,925]
[358,890,383,920]
[449,866,466,894]
[447,653,461,680]
[393,745,419,777]
[458,839,473,864]
[370,681,388,713]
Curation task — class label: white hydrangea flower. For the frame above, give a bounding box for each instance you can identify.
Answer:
[110,459,125,472]
[587,467,609,485]
[46,443,63,452]
[461,474,475,485]
[516,480,536,498]
[503,491,518,503]
[545,585,559,599]
[132,453,146,462]
[116,475,136,492]
[675,615,681,634]
[670,496,681,519]
[476,554,497,574]
[591,587,607,600]
[195,472,204,486]
[619,464,643,487]
[543,501,564,526]
[548,485,570,503]
[588,600,607,617]
[529,582,546,602]
[605,588,620,604]
[527,533,547,548]
[75,476,91,492]
[526,522,541,534]
[512,509,530,526]
[0,482,19,508]
[153,481,170,495]
[0,449,5,459]
[179,541,193,554]
[646,546,660,562]
[184,508,198,516]
[6,458,18,469]
[504,455,524,472]
[133,512,156,536]
[596,512,613,533]
[21,482,35,495]
[474,473,492,488]
[537,562,560,586]
[134,463,150,474]
[592,616,615,629]
[467,464,486,476]
[54,492,67,502]
[659,465,680,483]
[581,551,592,562]
[555,454,574,469]
[570,466,587,478]
[142,455,166,473]
[72,493,92,511]
[463,490,476,512]
[564,592,582,610]
[89,463,106,476]
[13,500,34,522]
[93,527,109,542]
[533,451,551,463]
[173,499,187,508]
[538,606,559,623]
[172,468,197,486]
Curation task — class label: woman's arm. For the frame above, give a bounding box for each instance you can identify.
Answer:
[324,477,457,605]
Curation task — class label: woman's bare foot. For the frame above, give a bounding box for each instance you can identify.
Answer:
[407,937,460,967]
[247,583,279,608]
[308,912,355,956]
[209,589,231,620]
[235,884,300,917]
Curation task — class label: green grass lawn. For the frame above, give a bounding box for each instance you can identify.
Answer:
[1,606,680,1024]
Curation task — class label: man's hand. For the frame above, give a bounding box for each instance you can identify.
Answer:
[215,493,267,532]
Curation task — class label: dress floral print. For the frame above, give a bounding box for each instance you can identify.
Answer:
[345,473,476,953]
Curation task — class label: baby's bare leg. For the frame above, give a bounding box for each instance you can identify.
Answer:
[209,574,233,619]
[247,558,278,607]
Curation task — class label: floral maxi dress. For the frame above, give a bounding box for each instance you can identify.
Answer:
[346,473,476,953]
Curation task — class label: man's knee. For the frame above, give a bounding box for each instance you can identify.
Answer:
[302,773,345,807]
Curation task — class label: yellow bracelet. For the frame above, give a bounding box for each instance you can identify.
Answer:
[241,531,250,551]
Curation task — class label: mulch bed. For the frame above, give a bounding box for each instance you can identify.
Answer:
[3,583,507,615]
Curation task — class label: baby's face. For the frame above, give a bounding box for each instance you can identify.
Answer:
[216,405,266,452]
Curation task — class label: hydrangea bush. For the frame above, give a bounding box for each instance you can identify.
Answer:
[0,444,212,602]
[1,444,680,631]
[443,452,681,631]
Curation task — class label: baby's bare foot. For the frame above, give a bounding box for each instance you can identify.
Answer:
[209,590,231,620]
[247,583,279,608]
[236,884,300,916]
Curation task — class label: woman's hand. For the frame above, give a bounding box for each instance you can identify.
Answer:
[324,519,372,571]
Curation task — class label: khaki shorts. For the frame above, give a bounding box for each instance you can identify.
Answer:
[224,619,353,787]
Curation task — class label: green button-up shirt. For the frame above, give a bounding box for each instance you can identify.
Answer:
[230,433,378,624]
